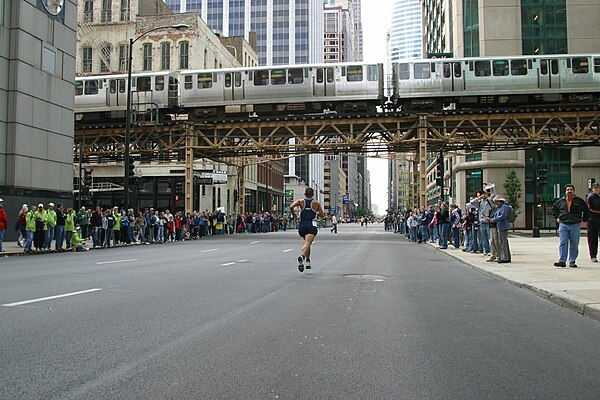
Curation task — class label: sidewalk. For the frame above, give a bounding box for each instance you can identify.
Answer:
[428,233,600,322]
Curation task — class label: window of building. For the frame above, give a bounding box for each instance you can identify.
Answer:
[572,57,589,74]
[521,0,567,55]
[179,41,189,69]
[463,0,480,57]
[466,152,482,162]
[465,169,483,199]
[100,43,111,73]
[161,42,170,70]
[118,44,127,72]
[83,0,93,22]
[197,73,213,88]
[511,59,528,75]
[143,43,152,71]
[82,47,93,73]
[101,0,111,22]
[414,63,431,79]
[120,0,129,21]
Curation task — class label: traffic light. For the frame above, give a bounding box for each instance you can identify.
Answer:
[84,169,92,187]
[127,161,135,178]
[175,181,183,194]
[537,168,548,185]
[435,152,444,187]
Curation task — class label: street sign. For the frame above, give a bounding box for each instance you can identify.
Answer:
[342,195,349,204]
[196,177,213,185]
[443,186,450,196]
[285,189,294,204]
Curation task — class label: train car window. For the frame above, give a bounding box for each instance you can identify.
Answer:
[119,79,126,93]
[474,61,491,77]
[594,58,600,73]
[225,73,232,88]
[566,58,571,69]
[510,59,528,76]
[255,70,269,86]
[367,65,378,81]
[184,75,193,90]
[414,63,431,79]
[540,60,548,75]
[109,80,117,94]
[454,63,462,78]
[271,69,286,85]
[155,76,165,91]
[492,60,509,76]
[443,63,451,78]
[326,68,334,83]
[430,63,436,73]
[235,72,242,87]
[317,68,324,83]
[347,66,363,82]
[197,73,213,88]
[84,80,98,95]
[398,64,410,80]
[572,58,589,74]
[341,67,346,76]
[551,60,558,74]
[137,77,151,91]
[468,61,474,72]
[305,68,309,78]
[75,81,83,96]
[528,60,533,69]
[288,68,304,84]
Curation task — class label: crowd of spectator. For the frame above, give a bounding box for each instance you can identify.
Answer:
[384,186,514,263]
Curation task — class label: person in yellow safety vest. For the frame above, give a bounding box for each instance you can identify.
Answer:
[71,227,89,251]
[24,205,37,253]
[45,202,57,250]
[34,204,47,251]
[65,208,75,250]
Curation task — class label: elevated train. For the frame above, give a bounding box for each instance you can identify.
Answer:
[74,54,600,123]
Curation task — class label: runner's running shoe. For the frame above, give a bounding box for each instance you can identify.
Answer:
[297,255,305,272]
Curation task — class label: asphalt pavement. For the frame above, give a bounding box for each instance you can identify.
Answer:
[1,224,600,399]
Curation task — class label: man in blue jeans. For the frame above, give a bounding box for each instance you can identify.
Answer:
[552,184,590,268]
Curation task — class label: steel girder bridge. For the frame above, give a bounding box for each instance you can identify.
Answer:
[75,108,600,212]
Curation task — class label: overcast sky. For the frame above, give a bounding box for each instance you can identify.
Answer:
[362,0,392,214]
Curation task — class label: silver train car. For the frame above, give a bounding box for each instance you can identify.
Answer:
[75,71,177,123]
[392,54,600,110]
[179,62,384,118]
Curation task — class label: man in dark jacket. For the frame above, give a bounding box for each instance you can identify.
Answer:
[552,184,590,268]
[587,182,600,262]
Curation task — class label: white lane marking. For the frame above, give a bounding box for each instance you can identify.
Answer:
[1,288,103,307]
[283,249,294,253]
[96,259,139,265]
[221,262,236,266]
[249,241,260,245]
[201,248,218,253]
[238,260,248,263]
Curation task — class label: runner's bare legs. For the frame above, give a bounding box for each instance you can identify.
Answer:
[302,233,316,260]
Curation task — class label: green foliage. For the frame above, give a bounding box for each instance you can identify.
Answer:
[503,169,522,215]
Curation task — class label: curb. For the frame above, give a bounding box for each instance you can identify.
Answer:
[429,243,600,323]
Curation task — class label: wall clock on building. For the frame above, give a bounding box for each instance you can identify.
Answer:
[41,0,65,15]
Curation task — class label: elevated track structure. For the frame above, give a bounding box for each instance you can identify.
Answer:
[75,108,600,212]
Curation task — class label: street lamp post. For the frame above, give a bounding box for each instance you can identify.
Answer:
[124,24,188,211]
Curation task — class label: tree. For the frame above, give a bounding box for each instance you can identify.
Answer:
[503,169,522,217]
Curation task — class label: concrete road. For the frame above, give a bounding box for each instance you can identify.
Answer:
[1,224,600,399]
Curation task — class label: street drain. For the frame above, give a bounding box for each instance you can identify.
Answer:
[343,274,390,281]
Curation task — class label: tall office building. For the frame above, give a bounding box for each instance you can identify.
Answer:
[389,0,422,62]
[164,0,324,66]
[419,0,600,228]
[323,0,363,62]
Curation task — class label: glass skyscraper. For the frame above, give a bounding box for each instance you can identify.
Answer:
[163,0,324,66]
[389,0,422,61]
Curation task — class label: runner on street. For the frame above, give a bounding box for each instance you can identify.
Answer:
[290,187,325,272]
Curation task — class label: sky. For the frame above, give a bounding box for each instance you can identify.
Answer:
[362,0,393,214]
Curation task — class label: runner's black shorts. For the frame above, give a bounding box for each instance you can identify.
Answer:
[298,226,318,238]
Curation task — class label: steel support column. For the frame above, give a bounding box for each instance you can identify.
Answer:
[185,126,194,214]
[418,115,428,208]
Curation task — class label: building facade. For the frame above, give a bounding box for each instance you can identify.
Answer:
[1,0,77,238]
[389,0,422,62]
[323,0,362,63]
[164,0,325,66]
[420,0,600,229]
[323,155,347,216]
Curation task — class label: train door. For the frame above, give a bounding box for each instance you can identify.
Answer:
[106,79,118,107]
[539,59,560,89]
[224,72,243,101]
[442,62,463,93]
[313,67,335,97]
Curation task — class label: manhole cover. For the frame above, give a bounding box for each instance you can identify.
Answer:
[343,274,390,281]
